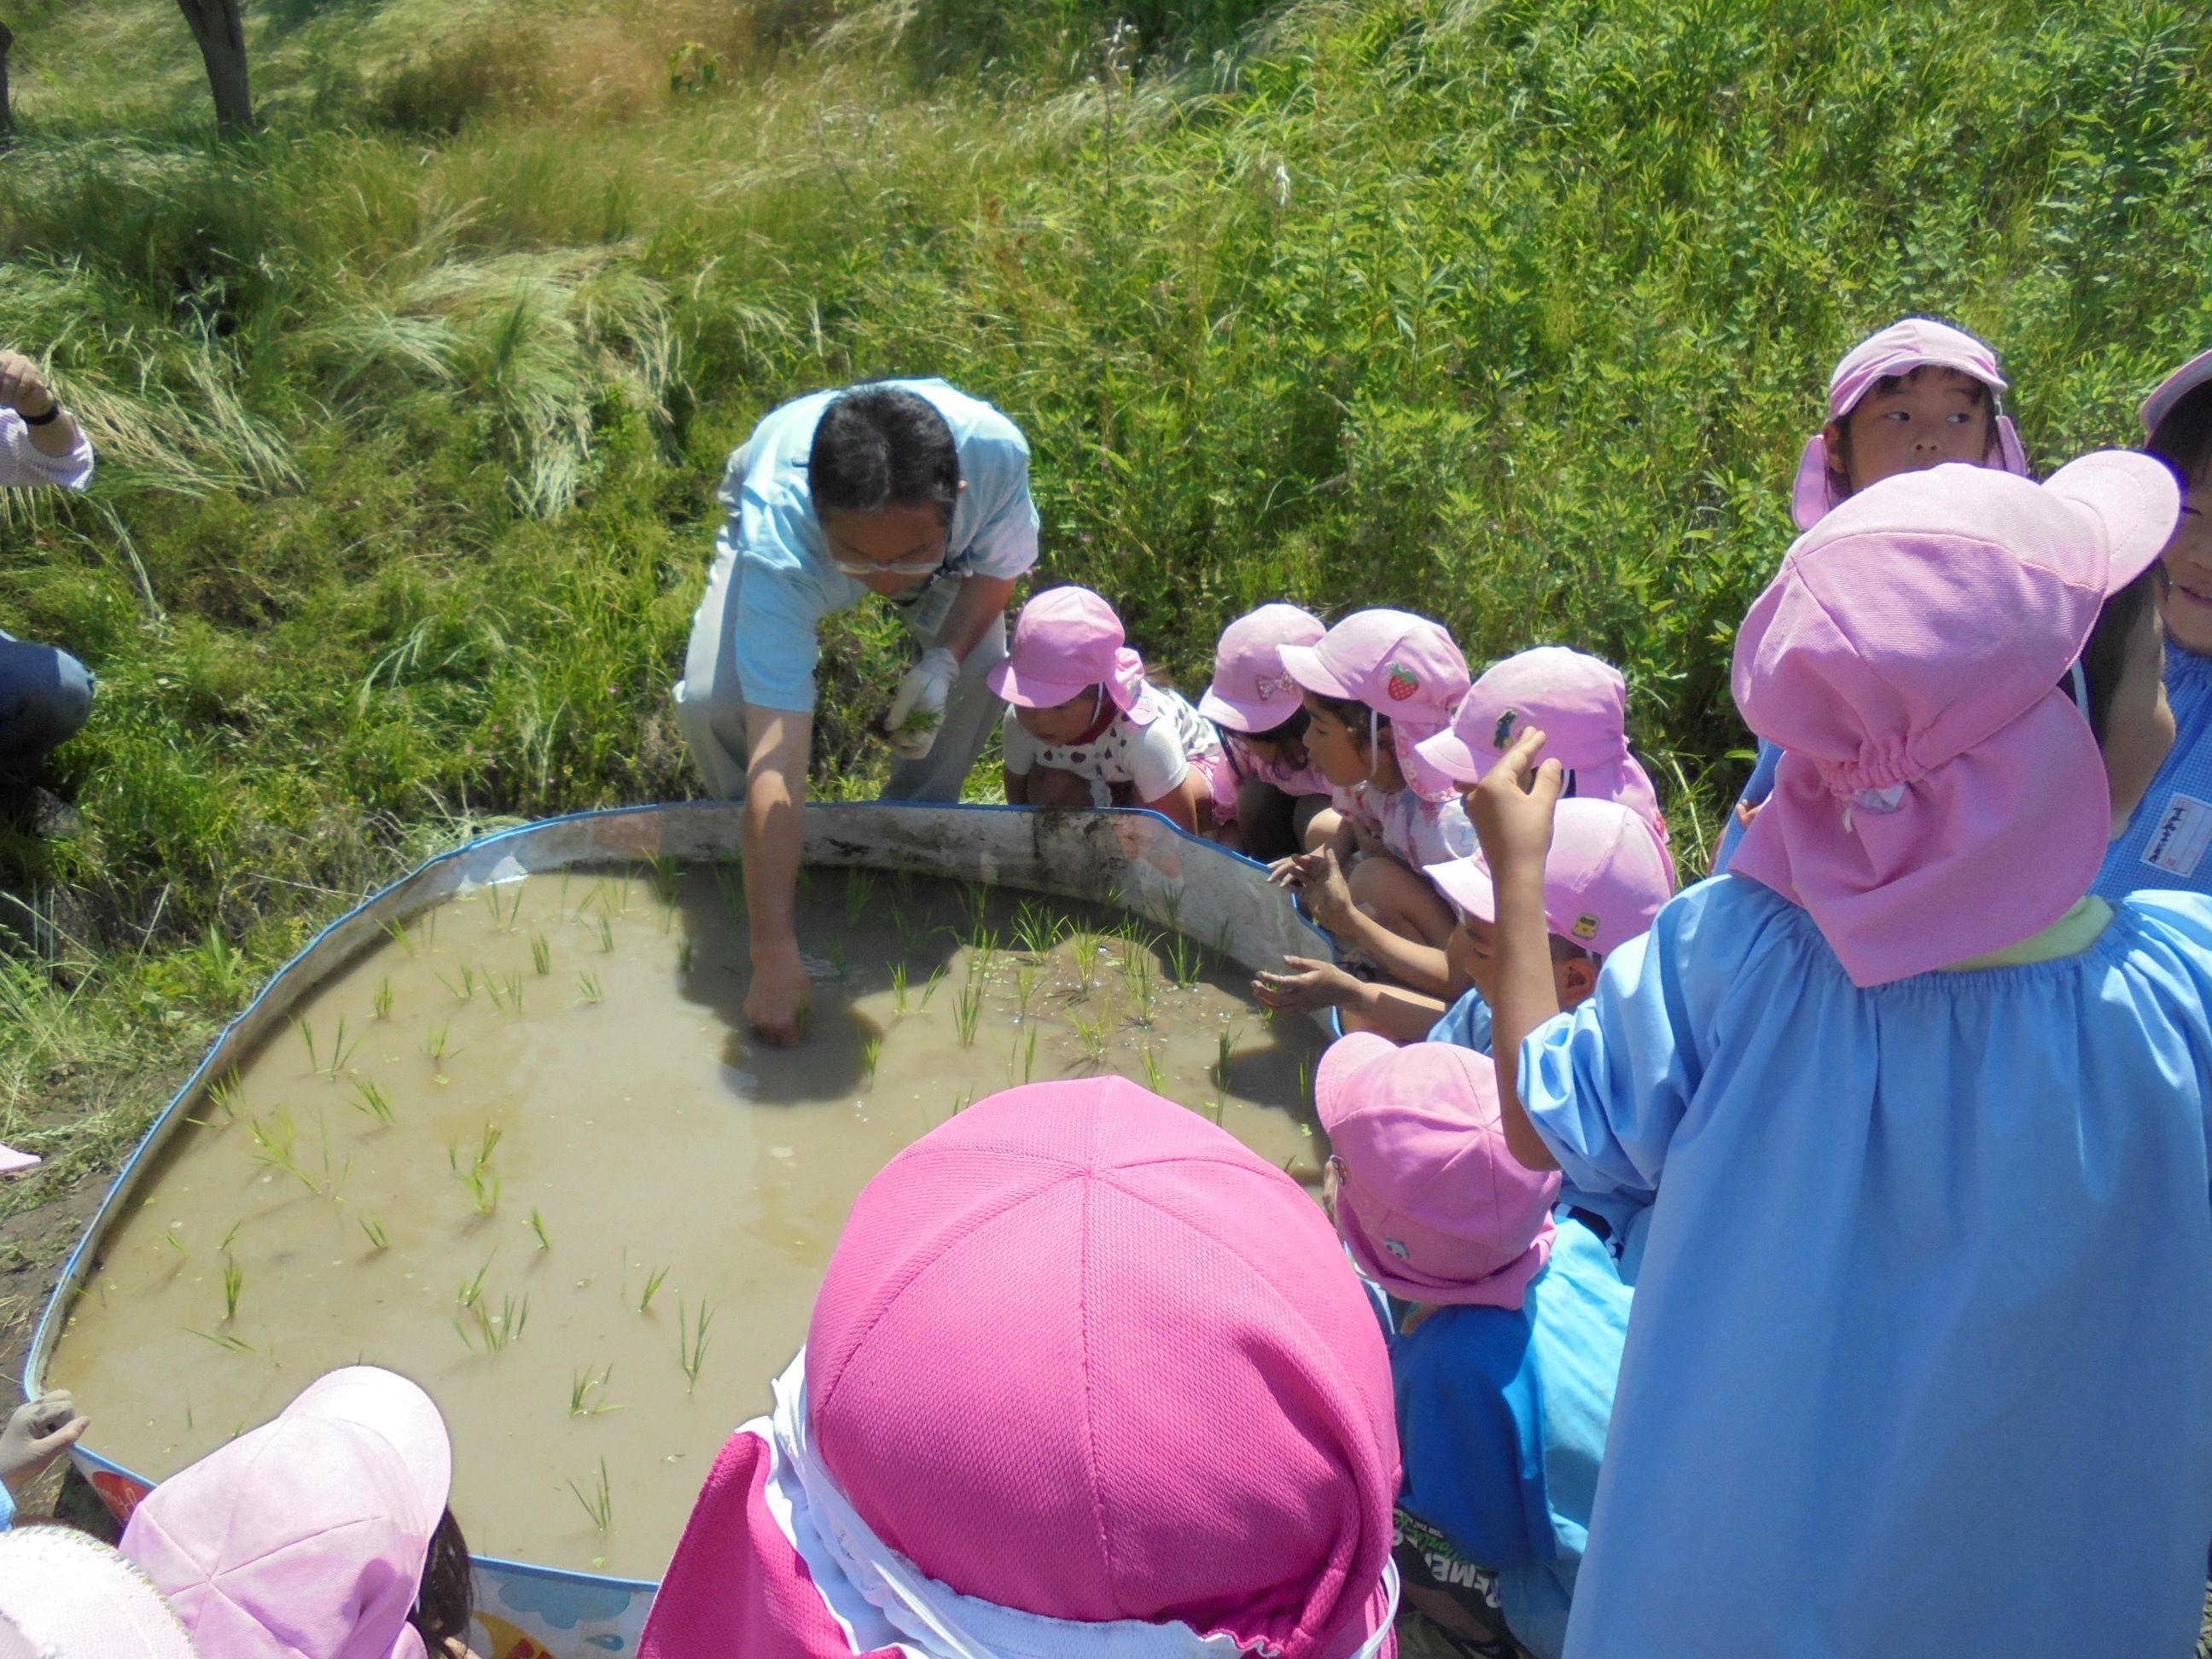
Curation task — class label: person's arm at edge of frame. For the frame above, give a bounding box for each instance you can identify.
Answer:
[1470,728,1565,1173]
[742,703,812,1046]
[0,352,86,467]
[935,573,1017,665]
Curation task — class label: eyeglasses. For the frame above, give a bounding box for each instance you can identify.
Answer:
[830,551,945,578]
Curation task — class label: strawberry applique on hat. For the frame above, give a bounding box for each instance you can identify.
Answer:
[1386,662,1420,701]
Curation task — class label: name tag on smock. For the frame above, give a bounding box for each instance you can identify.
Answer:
[2142,793,2212,877]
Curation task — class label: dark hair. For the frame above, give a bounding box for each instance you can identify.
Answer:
[410,1508,474,1655]
[1831,365,1998,492]
[806,387,961,525]
[2147,382,2212,492]
[1302,689,1376,749]
[1549,934,1598,967]
[1247,705,1312,747]
[2071,562,2163,745]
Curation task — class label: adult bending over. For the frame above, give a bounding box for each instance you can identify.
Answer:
[0,349,96,810]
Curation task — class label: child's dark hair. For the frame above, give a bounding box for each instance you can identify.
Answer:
[410,1508,474,1654]
[806,387,961,524]
[2147,382,2212,494]
[1247,705,1312,748]
[2072,563,2163,744]
[1831,365,1997,488]
[1304,690,1378,748]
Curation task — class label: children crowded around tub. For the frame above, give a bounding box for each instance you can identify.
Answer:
[24,322,2212,1659]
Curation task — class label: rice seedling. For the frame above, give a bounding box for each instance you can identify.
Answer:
[294,1018,317,1074]
[482,884,524,932]
[456,1258,492,1310]
[164,1231,190,1264]
[677,937,696,978]
[647,854,681,908]
[327,1016,363,1077]
[421,1020,453,1064]
[1010,1027,1039,1086]
[825,935,849,978]
[568,1459,614,1532]
[1072,927,1104,988]
[861,1034,882,1085]
[1015,964,1039,1022]
[953,976,984,1048]
[1142,1045,1169,1096]
[221,1257,243,1322]
[713,864,746,920]
[349,1079,395,1126]
[576,971,603,1004]
[476,1294,528,1352]
[205,1072,243,1121]
[1213,1030,1240,1124]
[219,1220,242,1253]
[188,1327,259,1357]
[1295,1057,1314,1106]
[637,1264,669,1313]
[1166,932,1204,989]
[372,976,394,1020]
[920,964,947,1010]
[451,1126,503,1216]
[531,934,553,975]
[530,1208,552,1250]
[381,919,416,957]
[678,1297,715,1393]
[844,867,876,928]
[359,1214,390,1251]
[1124,948,1159,1026]
[951,1087,976,1115]
[969,927,1000,983]
[891,961,911,1016]
[569,1364,623,1417]
[596,916,615,953]
[1071,1010,1110,1067]
[487,970,524,1013]
[959,882,989,936]
[436,965,478,1003]
[247,1109,320,1194]
[1011,901,1062,959]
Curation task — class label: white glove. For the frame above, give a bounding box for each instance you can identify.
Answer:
[0,1389,87,1496]
[884,647,961,760]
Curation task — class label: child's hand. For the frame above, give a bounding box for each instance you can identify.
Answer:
[1266,849,1324,888]
[1254,956,1360,1015]
[1273,846,1355,929]
[0,1390,88,1496]
[1469,728,1564,887]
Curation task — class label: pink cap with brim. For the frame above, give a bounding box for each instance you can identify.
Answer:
[643,1079,1400,1659]
[1424,797,1675,958]
[1791,317,2029,530]
[1199,603,1328,731]
[0,1528,199,1659]
[987,585,1154,725]
[2141,346,2212,437]
[1317,1033,1558,1309]
[122,1366,453,1659]
[1732,451,2178,987]
[1278,611,1470,799]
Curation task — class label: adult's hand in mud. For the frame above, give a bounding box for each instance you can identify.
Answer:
[1254,956,1360,1015]
[745,941,812,1047]
[1468,727,1563,893]
[0,1389,87,1495]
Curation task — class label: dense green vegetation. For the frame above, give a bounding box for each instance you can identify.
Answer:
[2,0,2209,1206]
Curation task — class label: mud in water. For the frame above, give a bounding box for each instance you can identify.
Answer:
[46,865,1328,1578]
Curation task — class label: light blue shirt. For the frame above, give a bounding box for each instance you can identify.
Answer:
[1393,1220,1629,1659]
[1519,873,2212,1657]
[2098,644,2212,899]
[718,379,1039,712]
[1708,738,1778,876]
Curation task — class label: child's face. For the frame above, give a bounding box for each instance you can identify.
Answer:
[1016,689,1105,746]
[1301,694,1371,789]
[2158,456,2212,656]
[1447,912,1602,1012]
[2103,598,2175,831]
[1834,367,1995,495]
[1243,725,1310,773]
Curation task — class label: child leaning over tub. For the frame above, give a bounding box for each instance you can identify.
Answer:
[1473,455,2212,1656]
[1711,316,2030,874]
[1198,602,1338,860]
[1269,610,1474,998]
[992,585,1231,836]
[2098,347,2212,899]
[1318,1033,1628,1659]
[122,1365,483,1659]
[639,1077,1402,1659]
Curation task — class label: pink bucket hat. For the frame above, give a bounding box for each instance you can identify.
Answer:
[1732,452,2177,986]
[987,585,1153,724]
[1792,317,2030,529]
[1424,797,1675,958]
[122,1366,453,1659]
[2142,346,2212,437]
[1415,646,1664,833]
[1278,610,1470,799]
[641,1078,1401,1659]
[1317,1033,1559,1309]
[0,1527,199,1659]
[1200,602,1327,732]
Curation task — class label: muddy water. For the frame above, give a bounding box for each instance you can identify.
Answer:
[47,866,1327,1578]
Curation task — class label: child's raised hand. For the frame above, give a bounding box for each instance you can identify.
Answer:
[1254,956,1359,1015]
[0,1389,88,1496]
[1470,727,1564,886]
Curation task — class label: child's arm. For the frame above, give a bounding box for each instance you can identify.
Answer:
[1128,720,1202,832]
[1254,957,1447,1042]
[1004,765,1031,805]
[1137,769,1205,834]
[1002,710,1035,806]
[1470,729,1566,1172]
[1284,847,1456,996]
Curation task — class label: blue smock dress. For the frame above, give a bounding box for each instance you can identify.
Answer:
[2098,644,2212,899]
[1520,874,2212,1657]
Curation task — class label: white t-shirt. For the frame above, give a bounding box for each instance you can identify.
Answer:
[1003,686,1221,804]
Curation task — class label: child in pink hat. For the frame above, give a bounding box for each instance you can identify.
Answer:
[639,1077,1402,1659]
[121,1366,480,1659]
[1198,602,1336,859]
[1714,316,2029,874]
[1269,609,1475,998]
[1470,454,2212,1656]
[991,585,1231,835]
[1318,1034,1628,1659]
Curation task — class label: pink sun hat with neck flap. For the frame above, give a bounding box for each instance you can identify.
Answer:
[641,1077,1402,1659]
[2141,346,2212,437]
[987,585,1155,725]
[1792,317,2030,530]
[1732,451,2178,987]
[1416,646,1664,835]
[1424,797,1675,958]
[1317,1033,1560,1310]
[1278,609,1470,799]
[1200,602,1327,732]
[0,1528,199,1659]
[121,1365,452,1659]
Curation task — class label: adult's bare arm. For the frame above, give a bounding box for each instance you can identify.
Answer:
[742,704,812,1046]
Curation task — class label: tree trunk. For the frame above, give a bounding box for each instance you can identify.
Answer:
[0,21,15,140]
[174,0,253,132]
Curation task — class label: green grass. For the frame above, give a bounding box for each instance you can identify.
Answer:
[1,0,2208,1228]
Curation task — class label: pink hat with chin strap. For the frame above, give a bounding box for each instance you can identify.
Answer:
[1200,602,1327,732]
[1317,1033,1560,1310]
[121,1366,452,1659]
[1278,610,1470,799]
[1732,451,2178,987]
[1424,797,1675,958]
[1792,317,2030,530]
[641,1078,1401,1659]
[987,585,1155,725]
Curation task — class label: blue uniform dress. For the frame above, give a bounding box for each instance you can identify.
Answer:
[2097,644,2212,899]
[1517,874,2212,1657]
[1393,1220,1629,1659]
[1708,739,1779,876]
